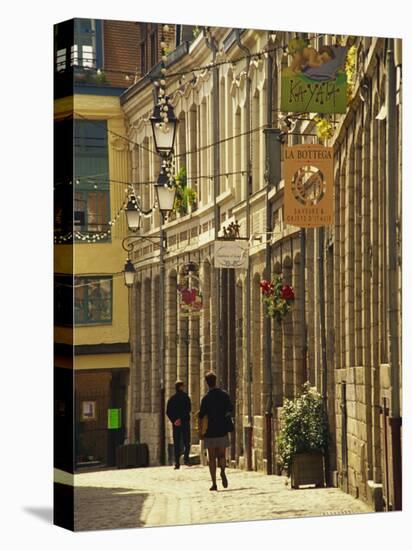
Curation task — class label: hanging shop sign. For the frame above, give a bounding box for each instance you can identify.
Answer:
[178,269,203,317]
[214,240,249,269]
[284,144,334,228]
[281,39,347,114]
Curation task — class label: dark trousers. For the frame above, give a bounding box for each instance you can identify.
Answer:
[172,422,190,465]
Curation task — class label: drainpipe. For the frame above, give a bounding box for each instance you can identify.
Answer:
[205,28,222,386]
[264,33,274,475]
[159,223,166,465]
[318,226,329,485]
[386,37,402,511]
[236,29,253,471]
[300,229,308,381]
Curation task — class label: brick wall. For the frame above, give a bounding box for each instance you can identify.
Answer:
[103,20,140,87]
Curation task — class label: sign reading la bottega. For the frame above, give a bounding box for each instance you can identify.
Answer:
[284,144,334,228]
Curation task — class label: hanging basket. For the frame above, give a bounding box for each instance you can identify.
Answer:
[260,275,295,323]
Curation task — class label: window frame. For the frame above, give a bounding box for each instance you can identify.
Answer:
[55,19,102,74]
[74,119,111,240]
[74,276,113,325]
[74,188,110,234]
[150,27,158,68]
[72,19,97,69]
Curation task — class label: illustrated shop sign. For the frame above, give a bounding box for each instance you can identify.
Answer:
[178,272,203,318]
[284,144,334,228]
[281,39,347,114]
[214,240,248,269]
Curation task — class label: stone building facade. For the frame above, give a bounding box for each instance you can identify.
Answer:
[120,28,402,510]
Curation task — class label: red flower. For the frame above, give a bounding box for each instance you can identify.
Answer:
[180,288,197,305]
[260,279,274,295]
[280,285,295,301]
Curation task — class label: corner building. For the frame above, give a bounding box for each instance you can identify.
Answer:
[54,18,167,468]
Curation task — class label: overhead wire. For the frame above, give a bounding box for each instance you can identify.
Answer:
[64,32,326,80]
[55,31,334,245]
[58,32,330,162]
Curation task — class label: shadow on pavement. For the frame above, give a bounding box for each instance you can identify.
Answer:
[74,486,150,532]
[219,487,255,492]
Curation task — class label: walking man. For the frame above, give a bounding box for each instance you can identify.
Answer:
[199,371,233,491]
[166,380,191,469]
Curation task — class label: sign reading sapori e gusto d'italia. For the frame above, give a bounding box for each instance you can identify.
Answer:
[284,144,334,228]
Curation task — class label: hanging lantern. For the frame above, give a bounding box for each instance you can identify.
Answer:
[186,261,197,273]
[123,259,136,287]
[125,198,141,231]
[150,102,178,157]
[154,169,176,216]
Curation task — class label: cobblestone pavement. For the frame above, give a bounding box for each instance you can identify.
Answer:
[73,465,372,531]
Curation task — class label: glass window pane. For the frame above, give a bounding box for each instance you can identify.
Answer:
[74,283,86,323]
[74,19,96,68]
[74,120,109,186]
[73,277,112,324]
[56,48,66,72]
[87,192,98,229]
[82,45,94,68]
[87,279,111,322]
[71,45,78,66]
[75,19,95,38]
[74,192,87,229]
[96,192,109,231]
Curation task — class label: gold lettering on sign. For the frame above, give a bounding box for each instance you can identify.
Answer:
[284,144,334,228]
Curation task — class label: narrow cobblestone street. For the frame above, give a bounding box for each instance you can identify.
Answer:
[73,465,372,531]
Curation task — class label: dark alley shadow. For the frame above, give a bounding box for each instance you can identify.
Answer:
[74,486,150,531]
[271,509,308,515]
[23,507,53,524]
[220,487,255,492]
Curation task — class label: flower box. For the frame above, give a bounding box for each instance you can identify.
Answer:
[290,451,325,489]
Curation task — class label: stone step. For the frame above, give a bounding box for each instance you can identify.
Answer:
[189,453,201,465]
[188,444,202,465]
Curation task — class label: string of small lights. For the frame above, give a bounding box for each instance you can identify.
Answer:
[54,29,337,246]
[53,120,273,190]
[55,271,125,289]
[68,31,327,81]
[54,195,128,244]
[54,187,161,243]
[55,168,251,197]
[54,110,320,192]
[65,32,331,160]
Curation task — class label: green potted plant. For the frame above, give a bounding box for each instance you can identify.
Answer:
[277,382,328,488]
[174,166,197,215]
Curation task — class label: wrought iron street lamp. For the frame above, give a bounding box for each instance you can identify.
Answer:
[150,97,178,466]
[186,261,197,273]
[125,197,141,231]
[123,258,136,287]
[155,169,177,218]
[150,102,178,157]
[123,95,179,465]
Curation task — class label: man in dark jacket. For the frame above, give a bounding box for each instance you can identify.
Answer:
[199,371,233,490]
[166,380,191,469]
